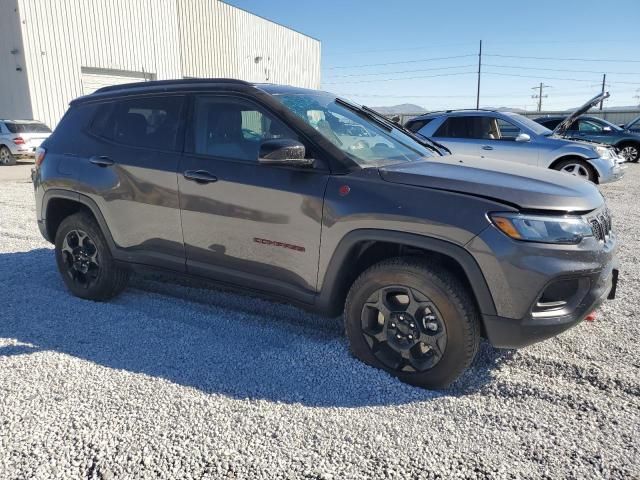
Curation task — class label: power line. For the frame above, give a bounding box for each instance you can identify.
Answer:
[483,63,640,76]
[485,54,640,63]
[324,54,476,70]
[485,71,600,83]
[324,64,476,79]
[323,71,476,85]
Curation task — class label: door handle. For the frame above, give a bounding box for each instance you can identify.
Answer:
[184,170,218,184]
[89,155,114,167]
[482,145,494,151]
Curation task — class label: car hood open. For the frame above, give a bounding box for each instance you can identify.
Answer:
[552,92,610,135]
[379,155,603,212]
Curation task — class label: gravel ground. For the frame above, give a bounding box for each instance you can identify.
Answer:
[1,169,639,480]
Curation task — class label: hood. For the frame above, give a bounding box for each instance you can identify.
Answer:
[553,92,610,135]
[379,155,603,212]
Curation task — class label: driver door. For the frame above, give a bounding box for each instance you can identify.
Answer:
[177,94,330,299]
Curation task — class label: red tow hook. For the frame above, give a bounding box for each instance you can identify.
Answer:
[585,311,597,322]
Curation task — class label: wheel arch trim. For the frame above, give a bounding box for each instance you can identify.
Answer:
[42,189,117,253]
[316,229,497,317]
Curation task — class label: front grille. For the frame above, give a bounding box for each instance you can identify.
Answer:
[589,208,612,241]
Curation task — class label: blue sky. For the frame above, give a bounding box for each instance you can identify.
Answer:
[225,0,640,111]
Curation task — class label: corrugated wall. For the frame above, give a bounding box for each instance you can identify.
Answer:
[14,0,320,128]
[17,0,182,128]
[177,0,321,88]
[0,0,32,120]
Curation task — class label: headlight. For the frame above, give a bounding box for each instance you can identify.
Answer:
[594,145,612,159]
[490,212,593,244]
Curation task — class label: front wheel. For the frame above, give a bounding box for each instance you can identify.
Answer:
[619,143,640,163]
[552,158,597,183]
[344,258,480,389]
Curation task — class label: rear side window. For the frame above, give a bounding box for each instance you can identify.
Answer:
[5,122,51,133]
[539,119,562,129]
[406,118,432,133]
[90,96,184,151]
[434,116,496,139]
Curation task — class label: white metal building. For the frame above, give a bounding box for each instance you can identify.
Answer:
[0,0,321,128]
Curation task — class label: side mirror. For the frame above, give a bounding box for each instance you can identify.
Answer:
[603,126,612,133]
[515,132,531,143]
[258,139,314,167]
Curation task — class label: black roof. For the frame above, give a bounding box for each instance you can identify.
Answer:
[93,78,251,94]
[71,78,325,105]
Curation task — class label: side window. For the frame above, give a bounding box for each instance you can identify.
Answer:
[90,96,184,151]
[191,96,299,162]
[578,119,603,133]
[406,118,432,133]
[434,116,496,139]
[496,118,523,141]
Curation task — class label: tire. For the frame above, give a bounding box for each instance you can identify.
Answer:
[618,143,640,163]
[344,257,480,389]
[552,158,597,183]
[54,212,129,301]
[0,146,16,166]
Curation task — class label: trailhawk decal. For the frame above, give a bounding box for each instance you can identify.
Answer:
[253,237,306,252]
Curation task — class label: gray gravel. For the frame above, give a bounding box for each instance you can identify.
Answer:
[1,170,639,479]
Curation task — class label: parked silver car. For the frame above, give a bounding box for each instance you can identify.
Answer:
[0,119,51,166]
[405,95,623,184]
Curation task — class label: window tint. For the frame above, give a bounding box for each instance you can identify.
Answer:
[192,96,299,162]
[5,122,51,134]
[496,118,522,140]
[578,119,603,133]
[434,116,498,139]
[90,96,184,151]
[406,118,432,133]
[540,119,562,129]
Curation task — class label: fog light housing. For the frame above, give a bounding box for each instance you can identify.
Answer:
[532,277,590,318]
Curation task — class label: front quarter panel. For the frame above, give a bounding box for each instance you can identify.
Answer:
[317,168,512,290]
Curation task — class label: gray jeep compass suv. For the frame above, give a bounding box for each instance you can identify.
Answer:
[33,79,619,389]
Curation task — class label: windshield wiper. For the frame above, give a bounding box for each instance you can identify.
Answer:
[359,105,450,154]
[335,98,449,156]
[335,98,393,132]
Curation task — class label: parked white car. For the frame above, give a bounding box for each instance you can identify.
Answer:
[0,119,51,166]
[405,93,624,184]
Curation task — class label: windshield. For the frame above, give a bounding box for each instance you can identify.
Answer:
[506,113,553,136]
[274,93,433,167]
[5,122,51,134]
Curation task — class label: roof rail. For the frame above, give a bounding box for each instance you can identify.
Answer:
[94,78,251,94]
[422,108,501,115]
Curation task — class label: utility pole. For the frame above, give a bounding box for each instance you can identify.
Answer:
[476,40,482,110]
[531,83,550,112]
[599,73,607,110]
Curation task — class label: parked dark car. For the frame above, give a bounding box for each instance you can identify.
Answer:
[32,79,618,389]
[535,97,640,163]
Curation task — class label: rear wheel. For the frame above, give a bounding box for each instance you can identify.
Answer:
[55,213,129,300]
[618,143,640,163]
[553,158,596,183]
[0,146,16,166]
[344,257,480,389]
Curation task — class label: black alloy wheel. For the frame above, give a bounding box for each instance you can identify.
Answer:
[361,286,447,373]
[60,229,101,288]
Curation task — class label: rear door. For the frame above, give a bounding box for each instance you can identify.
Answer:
[80,94,186,270]
[430,116,487,158]
[432,115,539,166]
[177,94,329,300]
